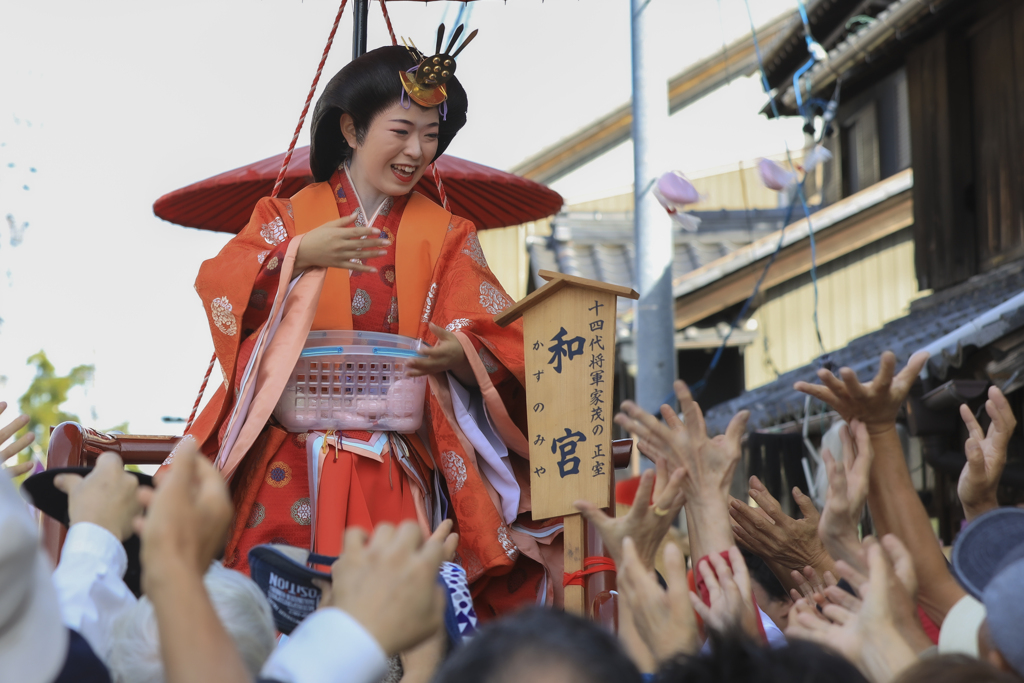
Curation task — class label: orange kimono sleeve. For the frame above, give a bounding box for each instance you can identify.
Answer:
[187,197,296,455]
[421,217,526,419]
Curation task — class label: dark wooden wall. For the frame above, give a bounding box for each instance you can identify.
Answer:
[907,0,1024,291]
[906,28,977,292]
[971,2,1024,270]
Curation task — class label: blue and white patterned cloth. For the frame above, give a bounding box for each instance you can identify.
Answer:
[439,561,479,645]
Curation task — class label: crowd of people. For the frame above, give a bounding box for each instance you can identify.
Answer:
[3,348,1024,683]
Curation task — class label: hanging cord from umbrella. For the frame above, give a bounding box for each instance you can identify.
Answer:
[271,0,350,198]
[378,0,397,45]
[184,353,217,435]
[184,0,349,435]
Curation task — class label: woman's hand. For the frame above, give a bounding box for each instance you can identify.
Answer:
[294,212,392,274]
[405,323,477,387]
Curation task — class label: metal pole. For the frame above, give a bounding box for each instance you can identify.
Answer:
[631,0,677,426]
[352,0,369,59]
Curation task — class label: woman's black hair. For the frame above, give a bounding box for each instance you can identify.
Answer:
[432,607,643,683]
[309,44,468,182]
[656,630,868,683]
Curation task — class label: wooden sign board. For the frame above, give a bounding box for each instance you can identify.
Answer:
[495,271,638,520]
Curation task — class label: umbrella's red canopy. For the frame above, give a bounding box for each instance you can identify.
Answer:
[153,148,562,233]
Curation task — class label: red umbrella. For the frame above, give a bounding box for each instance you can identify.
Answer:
[153,148,563,233]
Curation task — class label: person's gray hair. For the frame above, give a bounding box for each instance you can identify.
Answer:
[109,563,275,683]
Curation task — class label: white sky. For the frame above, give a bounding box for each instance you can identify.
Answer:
[0,0,804,438]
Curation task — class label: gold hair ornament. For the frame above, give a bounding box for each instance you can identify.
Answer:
[399,23,478,108]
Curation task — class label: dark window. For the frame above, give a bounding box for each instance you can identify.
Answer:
[841,101,881,196]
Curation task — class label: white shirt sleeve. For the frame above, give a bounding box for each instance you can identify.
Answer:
[261,608,388,683]
[50,522,137,663]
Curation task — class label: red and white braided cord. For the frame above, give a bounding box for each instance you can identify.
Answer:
[431,162,451,211]
[271,0,350,198]
[183,352,217,434]
[378,0,397,45]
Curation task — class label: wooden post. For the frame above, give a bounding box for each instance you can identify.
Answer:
[496,271,639,618]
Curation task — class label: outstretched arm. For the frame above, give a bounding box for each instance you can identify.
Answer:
[794,351,965,624]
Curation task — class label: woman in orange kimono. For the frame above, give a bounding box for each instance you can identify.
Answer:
[176,37,564,618]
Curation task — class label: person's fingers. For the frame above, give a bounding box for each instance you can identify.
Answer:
[820,603,854,626]
[427,519,454,546]
[749,475,767,494]
[793,382,839,410]
[839,366,867,400]
[94,450,126,474]
[895,351,930,390]
[874,351,897,390]
[574,500,613,534]
[823,571,838,587]
[5,460,33,477]
[660,403,684,431]
[726,546,752,596]
[707,553,734,591]
[748,487,786,525]
[880,534,917,595]
[790,570,811,598]
[724,411,750,450]
[813,364,847,394]
[653,468,686,513]
[311,578,333,607]
[327,211,362,228]
[729,499,778,538]
[822,446,840,493]
[824,585,861,611]
[697,558,722,599]
[0,413,30,445]
[792,487,818,520]
[393,521,426,555]
[790,587,803,602]
[653,456,669,499]
[849,420,874,477]
[442,533,459,562]
[341,525,370,565]
[964,437,986,475]
[833,559,868,593]
[630,470,656,519]
[1,432,35,462]
[689,591,712,623]
[960,403,985,444]
[802,565,824,592]
[52,473,84,494]
[730,522,760,553]
[988,386,1017,435]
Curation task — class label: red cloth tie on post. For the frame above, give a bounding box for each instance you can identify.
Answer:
[563,557,616,588]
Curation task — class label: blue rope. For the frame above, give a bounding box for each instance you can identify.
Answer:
[686,0,828,403]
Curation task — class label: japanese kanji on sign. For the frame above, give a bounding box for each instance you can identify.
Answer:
[495,270,638,614]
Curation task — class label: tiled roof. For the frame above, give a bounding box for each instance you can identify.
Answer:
[527,207,794,318]
[704,260,1024,433]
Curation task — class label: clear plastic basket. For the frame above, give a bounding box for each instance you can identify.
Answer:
[273,330,429,433]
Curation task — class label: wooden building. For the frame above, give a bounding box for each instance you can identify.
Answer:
[691,0,1024,541]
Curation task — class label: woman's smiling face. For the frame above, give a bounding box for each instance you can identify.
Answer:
[342,101,440,198]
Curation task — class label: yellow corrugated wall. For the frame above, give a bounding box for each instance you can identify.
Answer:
[744,228,919,389]
[477,224,530,301]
